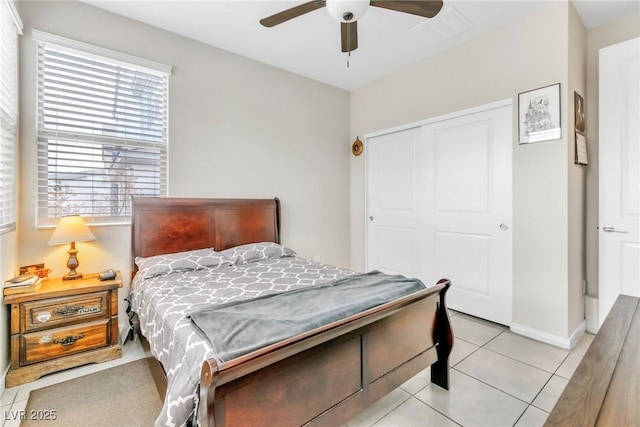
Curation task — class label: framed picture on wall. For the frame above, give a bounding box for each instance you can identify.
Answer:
[518,83,561,144]
[574,91,585,132]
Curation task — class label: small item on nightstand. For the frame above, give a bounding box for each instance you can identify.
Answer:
[4,273,35,285]
[99,269,117,281]
[35,268,51,278]
[3,276,44,295]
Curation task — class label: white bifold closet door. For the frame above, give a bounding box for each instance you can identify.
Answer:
[366,127,429,281]
[367,102,512,326]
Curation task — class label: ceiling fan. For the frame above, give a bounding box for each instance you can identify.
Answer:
[260,0,444,53]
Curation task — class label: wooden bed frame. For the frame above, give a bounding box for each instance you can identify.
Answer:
[131,197,453,426]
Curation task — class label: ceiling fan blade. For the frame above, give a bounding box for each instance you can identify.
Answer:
[341,21,358,53]
[370,0,443,18]
[260,0,326,27]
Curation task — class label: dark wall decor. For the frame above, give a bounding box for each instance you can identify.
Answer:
[574,91,588,165]
[352,136,363,156]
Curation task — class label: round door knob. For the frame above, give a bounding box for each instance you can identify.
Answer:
[500,223,508,231]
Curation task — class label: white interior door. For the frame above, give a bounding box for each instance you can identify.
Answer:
[423,104,513,326]
[366,127,427,280]
[366,102,512,326]
[599,37,640,326]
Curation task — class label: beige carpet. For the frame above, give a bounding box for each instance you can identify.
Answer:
[24,359,162,426]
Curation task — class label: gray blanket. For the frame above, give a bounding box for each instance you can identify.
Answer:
[189,270,426,364]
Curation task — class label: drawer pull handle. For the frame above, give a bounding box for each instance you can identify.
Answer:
[53,305,84,316]
[53,334,84,346]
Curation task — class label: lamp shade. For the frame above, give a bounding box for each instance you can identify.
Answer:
[326,0,369,22]
[48,215,95,245]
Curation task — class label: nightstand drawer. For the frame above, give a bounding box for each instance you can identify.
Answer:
[22,320,109,365]
[23,292,108,332]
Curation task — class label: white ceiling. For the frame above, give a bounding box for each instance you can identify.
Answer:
[83,0,639,91]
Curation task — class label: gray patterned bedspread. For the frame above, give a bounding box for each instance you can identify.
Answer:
[128,243,355,427]
[190,271,426,364]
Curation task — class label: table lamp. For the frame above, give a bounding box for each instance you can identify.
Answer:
[48,215,96,280]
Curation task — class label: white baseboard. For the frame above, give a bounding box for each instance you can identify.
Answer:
[510,320,586,350]
[585,294,599,334]
[1,363,9,396]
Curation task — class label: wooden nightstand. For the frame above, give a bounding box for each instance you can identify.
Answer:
[3,272,122,387]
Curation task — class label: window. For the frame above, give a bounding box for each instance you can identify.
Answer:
[35,31,171,226]
[0,0,21,234]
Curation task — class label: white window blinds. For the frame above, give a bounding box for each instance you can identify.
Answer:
[0,0,21,234]
[36,33,170,226]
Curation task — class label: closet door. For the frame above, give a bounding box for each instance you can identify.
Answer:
[366,127,428,281]
[423,104,512,325]
[366,103,512,325]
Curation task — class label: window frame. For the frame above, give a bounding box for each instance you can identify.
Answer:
[34,31,172,228]
[0,0,22,235]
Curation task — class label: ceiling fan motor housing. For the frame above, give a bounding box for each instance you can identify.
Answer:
[326,0,369,23]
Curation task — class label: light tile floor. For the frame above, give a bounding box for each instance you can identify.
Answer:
[0,311,593,427]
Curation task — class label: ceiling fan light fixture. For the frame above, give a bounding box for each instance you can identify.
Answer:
[326,0,369,23]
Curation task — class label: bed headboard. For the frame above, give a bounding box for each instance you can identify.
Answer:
[131,197,281,270]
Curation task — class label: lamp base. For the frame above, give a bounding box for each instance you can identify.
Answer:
[63,242,82,281]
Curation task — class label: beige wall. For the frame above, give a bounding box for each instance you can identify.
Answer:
[351,1,583,341]
[15,1,351,336]
[567,3,587,336]
[584,13,640,297]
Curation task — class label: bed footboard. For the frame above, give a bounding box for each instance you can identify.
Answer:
[431,278,454,389]
[200,279,452,426]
